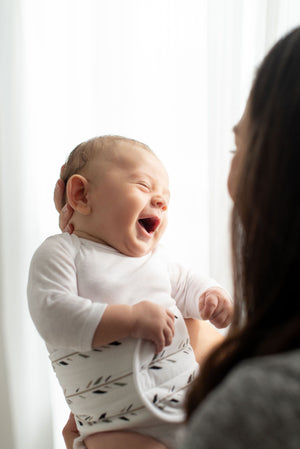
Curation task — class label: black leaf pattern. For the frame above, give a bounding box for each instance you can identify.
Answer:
[59,334,197,428]
[78,353,90,358]
[94,377,103,385]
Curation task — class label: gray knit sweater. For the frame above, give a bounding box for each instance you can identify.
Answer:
[180,349,300,449]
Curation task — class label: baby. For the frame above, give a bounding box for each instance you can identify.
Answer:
[27,136,232,449]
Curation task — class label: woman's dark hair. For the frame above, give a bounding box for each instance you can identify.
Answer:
[186,26,300,417]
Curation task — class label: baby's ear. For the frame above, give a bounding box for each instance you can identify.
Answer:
[66,174,91,215]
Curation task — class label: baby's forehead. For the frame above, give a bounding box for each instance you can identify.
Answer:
[92,143,168,187]
[95,140,161,168]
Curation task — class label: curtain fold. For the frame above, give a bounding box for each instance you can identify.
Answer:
[1,1,300,448]
[0,1,54,448]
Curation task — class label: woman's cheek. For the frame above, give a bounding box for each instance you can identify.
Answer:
[227,154,239,201]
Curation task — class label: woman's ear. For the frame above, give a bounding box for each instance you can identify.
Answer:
[66,174,92,215]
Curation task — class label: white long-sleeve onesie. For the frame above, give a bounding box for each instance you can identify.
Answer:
[27,233,219,446]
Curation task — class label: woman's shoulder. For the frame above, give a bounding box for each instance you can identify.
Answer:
[231,348,300,389]
[184,349,300,449]
[223,349,300,417]
[195,349,300,405]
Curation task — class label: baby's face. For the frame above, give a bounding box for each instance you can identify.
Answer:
[85,141,170,257]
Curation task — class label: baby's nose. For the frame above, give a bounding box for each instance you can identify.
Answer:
[151,195,167,211]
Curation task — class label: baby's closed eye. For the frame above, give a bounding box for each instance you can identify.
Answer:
[137,181,151,191]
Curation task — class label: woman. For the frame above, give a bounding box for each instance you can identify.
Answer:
[183,26,300,448]
[61,27,300,448]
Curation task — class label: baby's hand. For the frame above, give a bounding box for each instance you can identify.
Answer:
[62,413,79,449]
[199,287,233,328]
[131,301,175,353]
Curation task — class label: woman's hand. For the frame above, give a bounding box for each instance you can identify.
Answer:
[54,175,74,233]
[63,413,80,449]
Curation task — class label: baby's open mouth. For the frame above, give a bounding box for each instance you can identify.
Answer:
[138,217,160,233]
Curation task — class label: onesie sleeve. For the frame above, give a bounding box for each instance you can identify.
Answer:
[168,261,221,319]
[27,234,106,352]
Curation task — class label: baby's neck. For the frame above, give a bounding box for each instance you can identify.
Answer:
[73,229,108,246]
[70,212,108,245]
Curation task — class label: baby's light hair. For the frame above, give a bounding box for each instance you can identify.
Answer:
[61,135,154,207]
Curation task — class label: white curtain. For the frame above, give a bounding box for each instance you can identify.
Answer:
[1,1,300,448]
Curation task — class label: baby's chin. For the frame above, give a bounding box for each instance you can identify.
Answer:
[120,241,157,258]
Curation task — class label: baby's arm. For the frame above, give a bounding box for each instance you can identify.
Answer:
[199,287,233,328]
[28,235,105,351]
[92,300,175,353]
[169,261,233,328]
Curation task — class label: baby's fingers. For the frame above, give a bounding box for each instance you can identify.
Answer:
[163,326,174,348]
[199,293,218,320]
[210,310,231,329]
[59,203,74,233]
[167,311,175,330]
[155,313,175,353]
[154,331,166,354]
[54,178,65,212]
